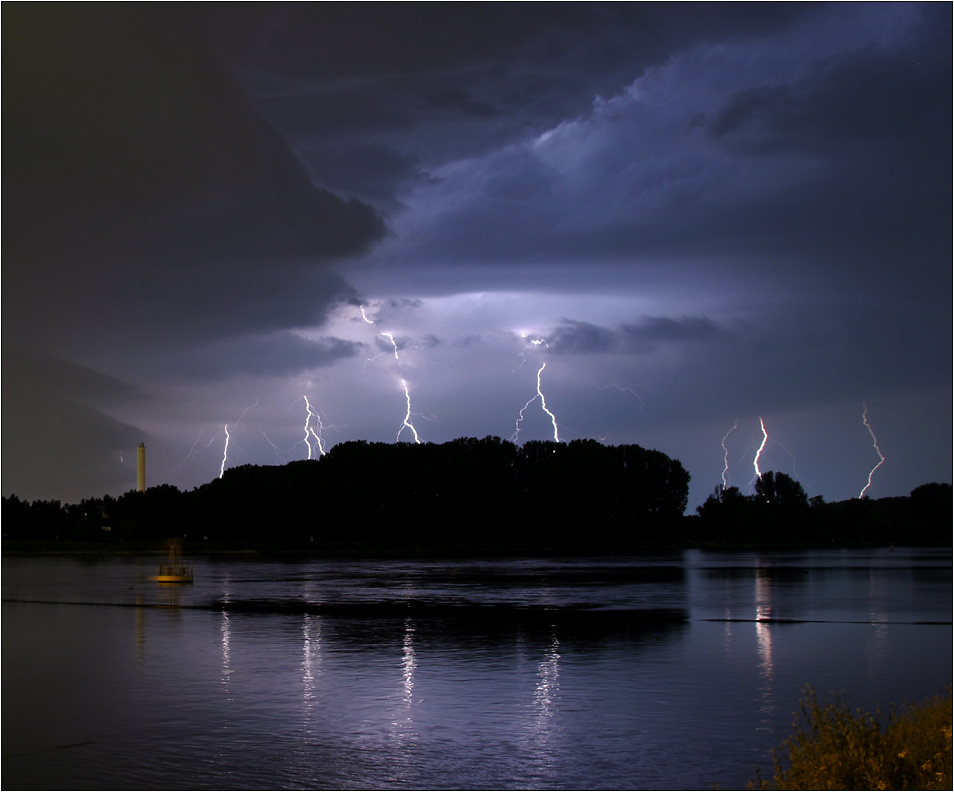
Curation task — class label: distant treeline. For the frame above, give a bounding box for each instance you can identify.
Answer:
[2,437,950,549]
[690,473,951,547]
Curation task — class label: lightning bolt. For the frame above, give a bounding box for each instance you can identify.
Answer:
[301,395,320,459]
[174,426,219,473]
[382,331,401,361]
[359,305,422,444]
[258,428,287,461]
[289,396,344,459]
[219,423,230,478]
[721,418,738,490]
[859,401,885,498]
[397,379,421,443]
[512,362,560,443]
[218,399,259,478]
[537,363,560,442]
[512,393,536,444]
[752,416,769,484]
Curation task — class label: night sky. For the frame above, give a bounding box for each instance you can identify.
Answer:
[4,3,951,510]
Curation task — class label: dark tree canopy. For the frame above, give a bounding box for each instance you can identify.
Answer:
[691,473,950,547]
[4,449,949,551]
[3,437,690,550]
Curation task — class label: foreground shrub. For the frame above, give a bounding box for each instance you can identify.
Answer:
[752,687,952,790]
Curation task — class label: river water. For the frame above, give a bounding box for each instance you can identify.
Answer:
[2,547,950,790]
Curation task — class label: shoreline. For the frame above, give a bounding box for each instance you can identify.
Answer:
[3,539,948,559]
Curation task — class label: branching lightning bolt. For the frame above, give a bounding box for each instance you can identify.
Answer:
[512,362,560,443]
[721,418,738,490]
[359,305,422,444]
[397,379,421,443]
[174,427,219,473]
[284,395,338,460]
[301,395,327,459]
[512,394,536,444]
[859,401,885,498]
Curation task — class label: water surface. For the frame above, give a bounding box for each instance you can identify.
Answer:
[3,547,950,789]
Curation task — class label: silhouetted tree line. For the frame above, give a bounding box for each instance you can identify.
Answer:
[687,473,951,547]
[1,438,690,548]
[3,440,949,549]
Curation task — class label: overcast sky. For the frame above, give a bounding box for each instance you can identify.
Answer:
[4,3,951,510]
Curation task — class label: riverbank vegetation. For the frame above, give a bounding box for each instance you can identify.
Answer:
[690,475,950,547]
[3,436,950,551]
[752,687,952,790]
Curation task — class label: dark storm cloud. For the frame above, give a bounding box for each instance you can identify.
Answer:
[549,316,732,356]
[700,9,950,263]
[2,355,146,500]
[172,332,365,380]
[3,4,384,356]
[707,27,951,151]
[548,320,619,355]
[347,3,949,309]
[204,3,811,206]
[619,316,731,350]
[697,13,951,286]
[417,335,443,350]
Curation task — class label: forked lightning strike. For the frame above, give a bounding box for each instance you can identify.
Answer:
[301,395,327,459]
[358,305,422,444]
[512,394,536,444]
[859,402,885,498]
[397,379,421,443]
[512,362,560,443]
[174,427,220,472]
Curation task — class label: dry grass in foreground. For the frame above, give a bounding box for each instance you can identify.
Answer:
[751,687,952,790]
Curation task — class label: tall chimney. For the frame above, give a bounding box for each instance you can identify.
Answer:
[137,442,146,492]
